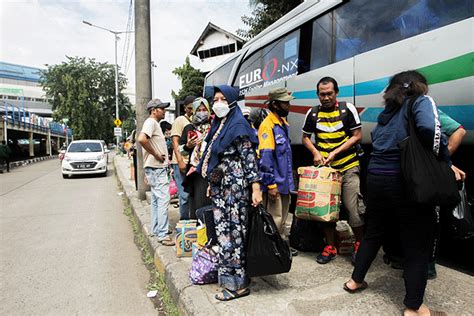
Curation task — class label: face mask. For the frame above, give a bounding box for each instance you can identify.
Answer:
[193,111,209,125]
[275,107,289,117]
[212,101,230,118]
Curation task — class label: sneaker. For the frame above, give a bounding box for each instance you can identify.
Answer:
[316,245,337,264]
[351,241,360,265]
[290,248,298,257]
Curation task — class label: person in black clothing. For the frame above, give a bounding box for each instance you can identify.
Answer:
[179,97,212,219]
[344,71,448,316]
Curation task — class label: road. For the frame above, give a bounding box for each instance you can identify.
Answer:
[0,156,157,315]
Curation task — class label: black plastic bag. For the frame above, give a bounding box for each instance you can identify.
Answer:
[452,183,474,240]
[398,98,460,208]
[246,204,292,277]
[289,216,325,252]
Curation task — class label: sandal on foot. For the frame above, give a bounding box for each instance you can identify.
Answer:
[215,288,250,301]
[429,309,447,316]
[343,281,368,294]
[158,237,175,246]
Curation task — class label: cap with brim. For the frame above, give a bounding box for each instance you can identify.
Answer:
[266,87,295,103]
[146,98,170,111]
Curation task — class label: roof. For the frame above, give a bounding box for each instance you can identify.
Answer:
[190,22,245,56]
[0,61,44,82]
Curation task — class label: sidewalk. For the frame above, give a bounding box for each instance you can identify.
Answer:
[114,155,474,315]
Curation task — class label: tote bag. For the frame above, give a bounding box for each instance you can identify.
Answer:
[246,205,292,277]
[398,98,460,208]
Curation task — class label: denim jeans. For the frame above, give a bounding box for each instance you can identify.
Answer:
[144,167,170,239]
[171,163,190,220]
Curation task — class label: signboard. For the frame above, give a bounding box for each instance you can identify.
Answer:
[114,127,122,137]
[0,87,24,95]
[114,118,122,127]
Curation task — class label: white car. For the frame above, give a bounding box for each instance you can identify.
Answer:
[61,140,109,178]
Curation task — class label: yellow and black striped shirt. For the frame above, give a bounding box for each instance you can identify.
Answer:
[302,102,361,172]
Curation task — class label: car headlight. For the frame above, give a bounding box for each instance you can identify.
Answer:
[64,155,71,161]
[94,155,104,161]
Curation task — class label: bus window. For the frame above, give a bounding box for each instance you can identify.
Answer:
[205,57,237,87]
[309,0,472,66]
[310,13,332,70]
[234,30,300,94]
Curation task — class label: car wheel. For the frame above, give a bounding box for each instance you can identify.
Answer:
[62,174,68,179]
[102,169,108,177]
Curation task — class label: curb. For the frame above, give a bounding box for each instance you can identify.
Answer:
[1,155,58,172]
[113,157,220,316]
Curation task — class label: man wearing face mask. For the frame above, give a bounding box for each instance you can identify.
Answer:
[258,88,298,256]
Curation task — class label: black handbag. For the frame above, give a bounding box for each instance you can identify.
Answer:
[398,97,460,208]
[246,204,292,277]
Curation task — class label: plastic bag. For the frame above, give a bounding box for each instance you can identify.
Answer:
[452,183,474,239]
[189,245,218,285]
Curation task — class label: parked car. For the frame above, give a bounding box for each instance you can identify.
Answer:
[61,140,109,178]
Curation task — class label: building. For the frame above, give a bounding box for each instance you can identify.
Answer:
[0,62,53,117]
[190,22,245,75]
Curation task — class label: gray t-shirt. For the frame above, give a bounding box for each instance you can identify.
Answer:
[141,117,169,168]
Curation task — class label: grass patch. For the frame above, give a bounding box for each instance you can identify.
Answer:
[123,202,179,316]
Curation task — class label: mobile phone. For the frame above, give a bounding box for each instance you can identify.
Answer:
[188,130,198,139]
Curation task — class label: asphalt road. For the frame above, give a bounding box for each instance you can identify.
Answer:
[0,156,157,315]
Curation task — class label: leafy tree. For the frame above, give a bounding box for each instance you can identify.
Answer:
[171,57,205,101]
[40,56,133,142]
[237,0,303,40]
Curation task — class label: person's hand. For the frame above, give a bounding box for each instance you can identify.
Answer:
[313,152,324,166]
[252,185,263,207]
[268,187,279,200]
[206,185,211,197]
[154,153,166,163]
[451,165,466,182]
[178,160,187,173]
[323,152,336,166]
[186,135,201,149]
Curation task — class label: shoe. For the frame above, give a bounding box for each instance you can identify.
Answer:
[351,241,360,266]
[343,280,368,294]
[316,245,337,264]
[215,288,250,301]
[390,256,404,270]
[290,248,298,257]
[158,236,175,246]
[427,262,437,280]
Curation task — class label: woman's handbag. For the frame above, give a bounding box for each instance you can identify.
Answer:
[189,245,218,285]
[398,98,460,208]
[246,204,292,277]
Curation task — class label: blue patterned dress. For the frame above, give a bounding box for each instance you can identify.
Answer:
[208,136,261,291]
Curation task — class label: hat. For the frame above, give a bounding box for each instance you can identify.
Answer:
[146,98,170,111]
[192,97,210,113]
[184,95,197,106]
[267,88,295,102]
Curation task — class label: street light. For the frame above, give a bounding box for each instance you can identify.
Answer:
[82,20,133,146]
[151,61,157,98]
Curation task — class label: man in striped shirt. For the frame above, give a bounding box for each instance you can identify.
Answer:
[301,76,365,265]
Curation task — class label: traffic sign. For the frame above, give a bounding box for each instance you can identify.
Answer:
[114,118,122,127]
[114,127,122,137]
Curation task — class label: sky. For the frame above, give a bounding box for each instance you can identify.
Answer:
[0,0,252,104]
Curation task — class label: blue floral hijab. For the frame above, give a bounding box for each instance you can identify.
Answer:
[197,85,258,177]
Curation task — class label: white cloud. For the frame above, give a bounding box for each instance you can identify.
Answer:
[0,0,252,104]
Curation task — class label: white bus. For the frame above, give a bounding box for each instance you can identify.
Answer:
[204,0,473,153]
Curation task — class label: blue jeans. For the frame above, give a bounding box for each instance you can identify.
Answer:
[171,163,189,220]
[144,167,170,239]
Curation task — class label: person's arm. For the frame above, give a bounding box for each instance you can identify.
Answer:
[258,122,278,199]
[137,132,165,163]
[238,136,262,207]
[301,108,324,165]
[438,109,465,155]
[448,127,466,155]
[171,118,187,173]
[324,128,362,165]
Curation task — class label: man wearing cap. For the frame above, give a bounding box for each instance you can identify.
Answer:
[258,87,297,256]
[138,99,175,246]
[170,95,195,220]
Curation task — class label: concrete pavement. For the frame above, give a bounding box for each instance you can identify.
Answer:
[114,155,474,315]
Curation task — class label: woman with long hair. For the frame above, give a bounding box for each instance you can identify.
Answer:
[197,85,262,301]
[344,71,449,316]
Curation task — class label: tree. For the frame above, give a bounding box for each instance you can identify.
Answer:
[237,0,303,40]
[171,57,205,101]
[40,56,133,142]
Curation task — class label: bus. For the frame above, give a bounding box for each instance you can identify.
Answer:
[204,0,473,166]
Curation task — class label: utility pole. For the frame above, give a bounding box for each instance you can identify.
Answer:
[135,0,152,200]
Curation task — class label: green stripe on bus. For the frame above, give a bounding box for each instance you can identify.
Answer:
[418,52,474,85]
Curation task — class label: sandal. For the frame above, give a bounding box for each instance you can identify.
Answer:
[158,237,175,246]
[343,280,368,294]
[215,288,250,301]
[429,309,447,316]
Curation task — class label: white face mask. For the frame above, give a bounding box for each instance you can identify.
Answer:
[212,101,230,118]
